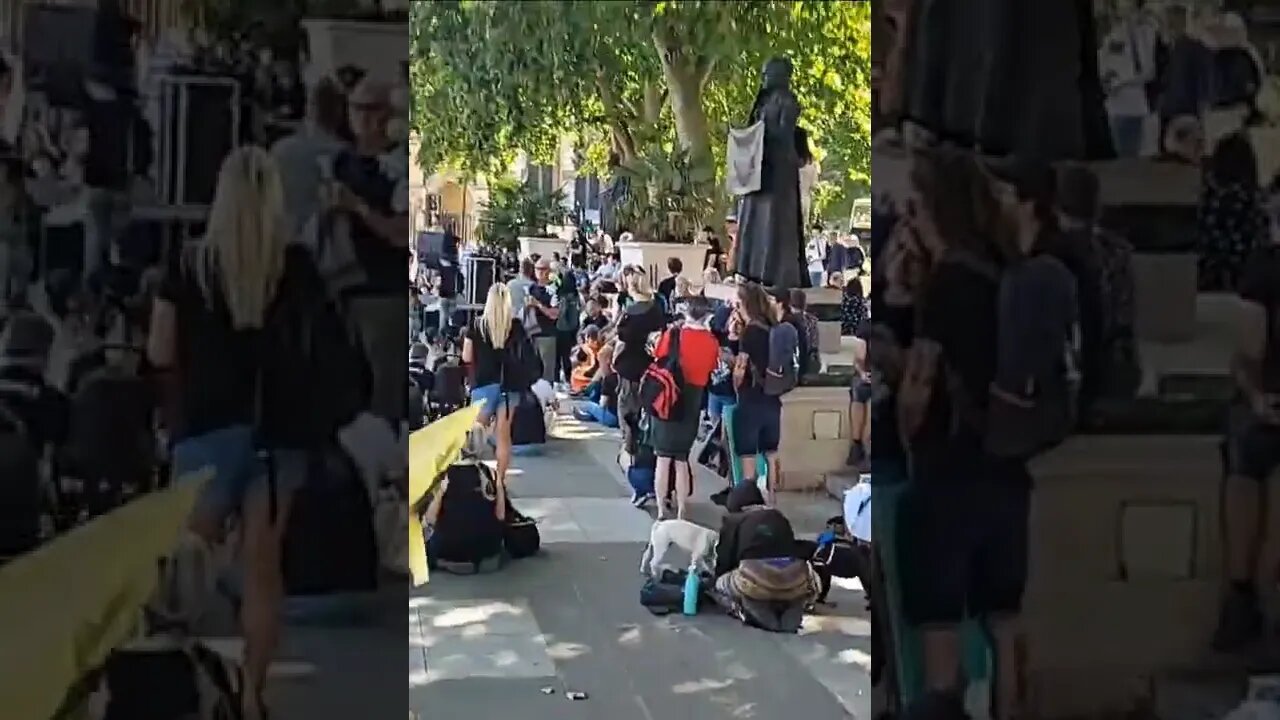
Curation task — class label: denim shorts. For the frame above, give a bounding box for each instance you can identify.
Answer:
[471,384,515,420]
[707,393,735,420]
[172,425,308,521]
[733,396,782,455]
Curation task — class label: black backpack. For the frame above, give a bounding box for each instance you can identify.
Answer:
[260,248,371,449]
[281,449,379,597]
[503,499,540,560]
[82,637,244,720]
[501,322,543,391]
[429,462,505,574]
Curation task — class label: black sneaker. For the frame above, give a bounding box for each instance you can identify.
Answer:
[1213,588,1264,652]
[846,441,865,468]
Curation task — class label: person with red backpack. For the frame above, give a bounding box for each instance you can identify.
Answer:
[644,296,720,519]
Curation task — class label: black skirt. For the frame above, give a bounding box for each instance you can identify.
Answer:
[650,385,706,459]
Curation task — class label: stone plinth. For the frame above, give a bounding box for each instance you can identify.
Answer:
[777,386,850,492]
[517,236,565,261]
[1134,253,1198,343]
[1022,434,1227,718]
[616,241,710,289]
[301,19,408,83]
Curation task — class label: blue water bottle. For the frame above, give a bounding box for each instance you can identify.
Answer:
[682,564,701,616]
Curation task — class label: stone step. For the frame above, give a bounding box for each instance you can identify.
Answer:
[825,471,858,502]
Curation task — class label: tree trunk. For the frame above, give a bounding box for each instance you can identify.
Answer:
[652,32,713,165]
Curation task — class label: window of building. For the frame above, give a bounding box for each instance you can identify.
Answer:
[575,174,602,211]
[527,163,556,195]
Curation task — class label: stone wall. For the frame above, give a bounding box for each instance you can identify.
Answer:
[778,386,851,491]
[1023,434,1227,717]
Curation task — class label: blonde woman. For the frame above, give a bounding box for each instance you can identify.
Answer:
[613,271,667,466]
[462,282,527,486]
[147,146,329,720]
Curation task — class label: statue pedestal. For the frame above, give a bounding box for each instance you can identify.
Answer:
[776,386,851,491]
[301,19,408,83]
[517,236,565,261]
[617,241,710,289]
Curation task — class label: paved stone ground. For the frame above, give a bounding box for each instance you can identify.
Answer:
[411,413,868,720]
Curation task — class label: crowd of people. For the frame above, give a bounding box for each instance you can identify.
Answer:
[0,7,411,711]
[414,219,866,632]
[1099,1,1270,159]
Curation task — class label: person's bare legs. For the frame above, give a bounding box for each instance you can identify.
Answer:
[674,460,692,519]
[655,457,673,519]
[495,405,514,485]
[989,618,1022,720]
[239,482,295,719]
[1216,473,1266,648]
[1224,474,1263,588]
[765,452,780,506]
[921,626,962,697]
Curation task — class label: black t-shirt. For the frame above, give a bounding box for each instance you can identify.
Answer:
[705,243,724,272]
[614,300,666,381]
[466,319,520,389]
[601,373,620,415]
[782,311,811,375]
[914,259,999,455]
[1239,246,1280,393]
[657,276,678,306]
[333,149,406,296]
[84,96,134,191]
[569,239,588,269]
[736,322,774,403]
[529,284,557,335]
[159,247,314,441]
[584,312,610,331]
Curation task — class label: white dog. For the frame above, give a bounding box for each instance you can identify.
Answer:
[640,519,719,579]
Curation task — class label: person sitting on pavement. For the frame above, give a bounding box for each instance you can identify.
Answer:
[711,483,821,633]
[409,342,432,397]
[0,311,67,462]
[582,296,610,332]
[569,324,604,396]
[572,343,620,428]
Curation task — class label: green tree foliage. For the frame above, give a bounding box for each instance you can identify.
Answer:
[412,0,869,218]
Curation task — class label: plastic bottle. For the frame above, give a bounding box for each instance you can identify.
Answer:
[682,564,700,616]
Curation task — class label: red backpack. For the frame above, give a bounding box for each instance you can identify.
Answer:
[639,326,686,421]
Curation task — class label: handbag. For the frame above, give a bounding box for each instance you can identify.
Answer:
[503,500,541,559]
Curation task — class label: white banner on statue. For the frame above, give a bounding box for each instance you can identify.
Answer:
[726,121,764,196]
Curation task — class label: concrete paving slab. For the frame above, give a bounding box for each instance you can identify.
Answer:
[415,542,865,719]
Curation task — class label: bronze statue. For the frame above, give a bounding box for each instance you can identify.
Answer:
[733,56,810,289]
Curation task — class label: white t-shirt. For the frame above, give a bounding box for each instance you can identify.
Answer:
[846,483,870,543]
[1099,19,1155,117]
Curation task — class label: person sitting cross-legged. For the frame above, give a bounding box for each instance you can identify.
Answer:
[573,344,620,428]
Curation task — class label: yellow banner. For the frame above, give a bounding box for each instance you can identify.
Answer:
[408,403,483,586]
[0,471,209,720]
